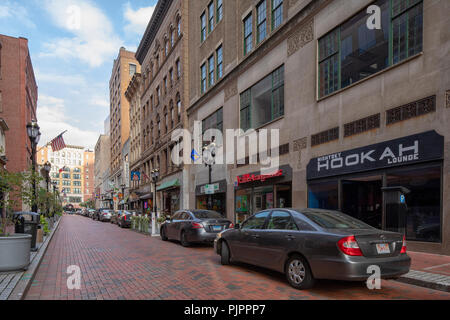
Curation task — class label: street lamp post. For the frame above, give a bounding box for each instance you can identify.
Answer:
[203,140,216,210]
[151,169,159,236]
[26,120,41,213]
[120,184,126,210]
[43,161,51,217]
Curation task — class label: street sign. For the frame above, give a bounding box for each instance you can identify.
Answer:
[204,183,219,195]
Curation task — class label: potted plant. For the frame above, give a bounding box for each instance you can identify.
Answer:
[0,169,32,271]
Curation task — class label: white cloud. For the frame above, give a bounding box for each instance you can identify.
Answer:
[0,1,36,28]
[40,0,122,67]
[89,96,109,108]
[124,2,155,35]
[35,71,87,87]
[37,94,99,149]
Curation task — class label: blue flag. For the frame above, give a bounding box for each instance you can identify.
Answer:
[191,149,200,162]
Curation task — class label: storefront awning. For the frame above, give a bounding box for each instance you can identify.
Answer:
[157,179,180,191]
[139,193,153,200]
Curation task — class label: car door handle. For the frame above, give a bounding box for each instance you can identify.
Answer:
[286,235,295,241]
[252,234,260,239]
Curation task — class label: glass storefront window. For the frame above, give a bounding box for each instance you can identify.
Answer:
[196,193,226,216]
[308,181,338,210]
[253,186,274,212]
[236,188,251,224]
[387,164,441,243]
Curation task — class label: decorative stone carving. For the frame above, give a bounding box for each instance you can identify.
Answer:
[294,137,307,169]
[293,137,307,151]
[224,79,238,102]
[287,19,314,57]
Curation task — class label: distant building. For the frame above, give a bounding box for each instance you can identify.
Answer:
[109,47,141,209]
[37,144,93,208]
[94,129,111,209]
[0,34,38,210]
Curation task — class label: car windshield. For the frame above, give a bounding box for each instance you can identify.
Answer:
[192,210,223,219]
[123,211,136,215]
[296,209,374,229]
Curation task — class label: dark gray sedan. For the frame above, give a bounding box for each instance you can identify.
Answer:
[161,210,233,246]
[214,208,411,290]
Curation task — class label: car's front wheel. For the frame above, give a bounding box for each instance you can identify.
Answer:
[285,255,315,290]
[220,241,230,265]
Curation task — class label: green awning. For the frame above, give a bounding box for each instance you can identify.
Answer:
[157,179,180,191]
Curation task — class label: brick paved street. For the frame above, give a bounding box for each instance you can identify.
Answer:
[24,216,450,300]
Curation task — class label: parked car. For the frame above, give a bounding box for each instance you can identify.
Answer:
[88,209,96,218]
[118,211,135,228]
[92,208,109,221]
[99,209,113,222]
[214,208,411,290]
[160,210,233,246]
[110,211,122,224]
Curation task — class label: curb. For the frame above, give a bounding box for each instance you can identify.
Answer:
[7,216,62,300]
[395,270,450,293]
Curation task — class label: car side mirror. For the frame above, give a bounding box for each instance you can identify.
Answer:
[234,223,240,230]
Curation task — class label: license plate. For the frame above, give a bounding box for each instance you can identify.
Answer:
[212,225,222,231]
[376,243,391,254]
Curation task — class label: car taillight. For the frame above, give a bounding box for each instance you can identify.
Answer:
[400,235,407,254]
[338,236,363,256]
[124,215,127,221]
[192,222,204,229]
[229,223,234,229]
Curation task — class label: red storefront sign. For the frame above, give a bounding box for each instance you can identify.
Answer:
[237,170,284,186]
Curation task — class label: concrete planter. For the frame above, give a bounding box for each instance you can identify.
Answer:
[0,234,32,272]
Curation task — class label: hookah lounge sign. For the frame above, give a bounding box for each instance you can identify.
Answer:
[307,131,444,180]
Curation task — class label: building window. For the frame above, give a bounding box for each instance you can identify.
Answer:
[217,0,223,23]
[177,93,181,121]
[208,1,215,33]
[177,16,182,37]
[208,55,215,87]
[240,65,284,130]
[171,30,174,47]
[257,0,267,43]
[272,0,283,30]
[164,76,168,94]
[201,63,207,94]
[169,68,174,85]
[202,108,223,142]
[216,46,223,79]
[318,0,423,98]
[311,127,339,147]
[392,0,423,64]
[243,14,253,55]
[129,64,137,76]
[165,39,169,56]
[201,12,207,42]
[73,174,81,180]
[176,59,181,78]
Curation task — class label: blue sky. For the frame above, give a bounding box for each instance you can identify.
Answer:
[0,0,158,149]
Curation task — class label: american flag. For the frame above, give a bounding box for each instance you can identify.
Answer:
[51,133,66,152]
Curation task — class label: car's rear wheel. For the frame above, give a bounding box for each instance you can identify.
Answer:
[285,255,315,290]
[160,227,168,241]
[180,231,190,247]
[220,241,230,265]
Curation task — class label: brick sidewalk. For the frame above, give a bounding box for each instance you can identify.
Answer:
[23,215,450,300]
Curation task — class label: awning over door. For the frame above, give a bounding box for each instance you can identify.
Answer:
[156,179,180,191]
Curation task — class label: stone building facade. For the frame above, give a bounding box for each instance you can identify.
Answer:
[134,0,189,215]
[186,0,450,255]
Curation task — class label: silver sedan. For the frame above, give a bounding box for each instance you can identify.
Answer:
[214,208,411,290]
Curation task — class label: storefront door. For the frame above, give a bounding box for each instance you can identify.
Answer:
[342,175,383,229]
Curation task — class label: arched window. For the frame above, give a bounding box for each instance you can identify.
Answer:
[170,100,174,129]
[164,107,168,133]
[170,27,175,47]
[176,93,181,123]
[156,114,161,137]
[164,36,169,57]
[150,122,153,146]
[177,14,182,38]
